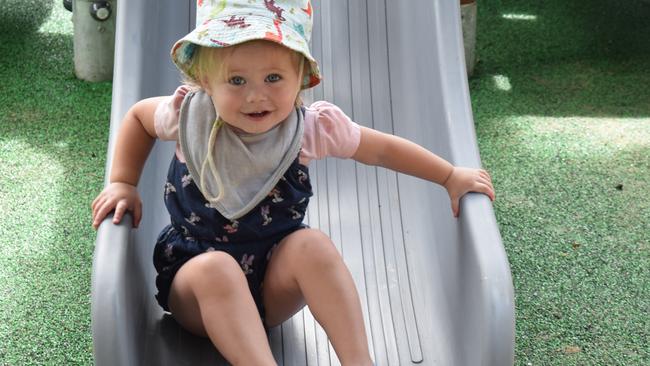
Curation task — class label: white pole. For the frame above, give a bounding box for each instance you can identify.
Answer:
[461,0,477,77]
[72,0,116,82]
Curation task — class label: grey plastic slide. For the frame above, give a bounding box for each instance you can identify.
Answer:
[91,1,515,365]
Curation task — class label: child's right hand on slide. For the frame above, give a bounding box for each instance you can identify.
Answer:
[91,182,143,229]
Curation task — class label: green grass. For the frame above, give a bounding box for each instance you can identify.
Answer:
[0,2,110,365]
[472,0,650,364]
[0,0,648,365]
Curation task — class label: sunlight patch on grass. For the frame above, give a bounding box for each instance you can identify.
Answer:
[38,1,72,35]
[502,13,538,21]
[528,116,650,150]
[493,74,512,91]
[0,139,64,259]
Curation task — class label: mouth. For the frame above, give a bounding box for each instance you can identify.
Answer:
[245,111,271,119]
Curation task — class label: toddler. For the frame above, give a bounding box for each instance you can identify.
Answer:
[91,1,495,365]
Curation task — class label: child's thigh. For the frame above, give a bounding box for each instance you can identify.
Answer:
[263,228,339,327]
[168,251,245,337]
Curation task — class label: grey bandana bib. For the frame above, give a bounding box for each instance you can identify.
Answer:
[178,90,304,220]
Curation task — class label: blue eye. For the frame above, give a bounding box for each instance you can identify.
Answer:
[266,74,282,83]
[229,76,245,86]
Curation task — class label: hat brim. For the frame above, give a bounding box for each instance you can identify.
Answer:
[171,14,321,89]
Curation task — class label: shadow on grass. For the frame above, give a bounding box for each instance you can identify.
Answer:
[471,0,650,120]
[471,56,650,121]
[0,28,111,364]
[0,0,55,35]
[476,0,650,70]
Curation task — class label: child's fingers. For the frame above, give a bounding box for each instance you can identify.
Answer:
[476,174,491,186]
[476,182,496,201]
[473,172,494,196]
[478,178,495,197]
[92,200,114,229]
[113,200,128,224]
[451,198,460,218]
[479,169,492,183]
[133,201,143,228]
[91,195,105,218]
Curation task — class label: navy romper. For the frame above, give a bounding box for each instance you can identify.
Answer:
[153,153,312,319]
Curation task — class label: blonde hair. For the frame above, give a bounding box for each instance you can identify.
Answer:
[184,40,307,106]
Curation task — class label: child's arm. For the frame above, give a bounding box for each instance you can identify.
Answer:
[352,127,495,217]
[91,97,165,229]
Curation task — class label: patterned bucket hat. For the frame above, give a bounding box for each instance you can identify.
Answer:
[171,0,321,89]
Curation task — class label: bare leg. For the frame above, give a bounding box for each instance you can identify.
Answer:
[168,251,277,366]
[263,229,372,366]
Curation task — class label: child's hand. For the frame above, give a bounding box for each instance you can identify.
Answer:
[443,167,495,217]
[91,182,143,229]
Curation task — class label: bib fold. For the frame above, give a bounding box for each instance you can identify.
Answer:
[178,90,304,220]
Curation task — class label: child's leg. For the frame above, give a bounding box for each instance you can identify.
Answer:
[168,251,277,366]
[263,229,373,366]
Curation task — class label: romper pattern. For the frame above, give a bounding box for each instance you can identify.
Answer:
[153,154,312,320]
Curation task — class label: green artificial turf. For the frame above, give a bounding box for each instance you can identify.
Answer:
[0,0,648,365]
[471,0,649,364]
[0,2,110,365]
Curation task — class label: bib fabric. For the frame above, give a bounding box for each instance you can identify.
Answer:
[177,90,304,220]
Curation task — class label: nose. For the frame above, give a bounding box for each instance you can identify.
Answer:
[245,85,268,104]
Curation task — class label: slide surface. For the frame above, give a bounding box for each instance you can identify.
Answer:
[91,1,515,365]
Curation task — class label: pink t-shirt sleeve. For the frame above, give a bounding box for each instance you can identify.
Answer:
[300,101,361,165]
[154,85,190,141]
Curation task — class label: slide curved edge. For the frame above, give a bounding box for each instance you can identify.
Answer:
[460,194,515,366]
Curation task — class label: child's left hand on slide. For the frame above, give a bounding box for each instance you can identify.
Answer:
[91,182,143,229]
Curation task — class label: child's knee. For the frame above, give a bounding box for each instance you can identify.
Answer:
[184,251,245,287]
[285,229,341,270]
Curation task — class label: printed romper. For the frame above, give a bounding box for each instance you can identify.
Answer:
[153,154,312,320]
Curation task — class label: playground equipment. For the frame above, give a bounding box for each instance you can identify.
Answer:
[92,1,515,364]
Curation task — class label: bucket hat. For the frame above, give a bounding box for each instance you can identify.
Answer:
[171,0,321,89]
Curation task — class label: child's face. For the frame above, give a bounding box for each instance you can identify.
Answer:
[204,41,302,134]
